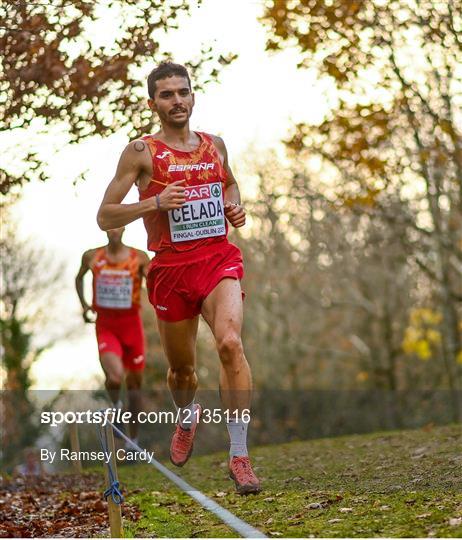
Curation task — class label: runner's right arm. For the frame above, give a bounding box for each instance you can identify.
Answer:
[138,250,151,279]
[97,141,186,231]
[211,135,246,228]
[75,250,96,323]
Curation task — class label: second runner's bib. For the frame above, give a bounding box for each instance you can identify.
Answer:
[90,247,141,313]
[95,269,133,309]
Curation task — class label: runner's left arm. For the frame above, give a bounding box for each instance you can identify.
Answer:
[211,136,246,228]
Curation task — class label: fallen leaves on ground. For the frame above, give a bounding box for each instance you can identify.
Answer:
[0,473,140,538]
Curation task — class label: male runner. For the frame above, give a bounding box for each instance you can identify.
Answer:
[75,227,150,443]
[97,62,260,494]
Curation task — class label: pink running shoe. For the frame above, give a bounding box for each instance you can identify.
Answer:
[229,456,261,495]
[170,404,202,467]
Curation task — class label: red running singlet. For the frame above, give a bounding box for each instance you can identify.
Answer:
[90,247,142,316]
[139,132,229,255]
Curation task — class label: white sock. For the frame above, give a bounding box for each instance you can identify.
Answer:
[113,399,123,411]
[227,419,249,457]
[175,400,196,430]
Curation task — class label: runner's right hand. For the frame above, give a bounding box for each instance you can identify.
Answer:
[156,180,186,210]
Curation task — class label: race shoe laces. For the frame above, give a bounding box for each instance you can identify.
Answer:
[232,456,258,484]
[176,426,194,453]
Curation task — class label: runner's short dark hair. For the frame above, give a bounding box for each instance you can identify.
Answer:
[147,62,192,98]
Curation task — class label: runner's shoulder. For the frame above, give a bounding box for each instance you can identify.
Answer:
[208,133,226,150]
[81,247,103,265]
[208,134,228,163]
[125,138,151,158]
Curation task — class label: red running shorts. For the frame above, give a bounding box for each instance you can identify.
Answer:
[147,241,244,322]
[95,311,145,371]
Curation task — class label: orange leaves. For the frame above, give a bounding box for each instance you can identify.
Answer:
[1,1,212,139]
[262,0,460,204]
[63,20,82,39]
[0,474,141,538]
[2,1,234,193]
[28,15,45,30]
[342,188,382,209]
[439,119,454,136]
[261,0,289,39]
[325,56,349,82]
[262,0,366,56]
[347,1,362,17]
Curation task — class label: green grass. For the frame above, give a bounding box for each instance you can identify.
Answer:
[118,424,462,537]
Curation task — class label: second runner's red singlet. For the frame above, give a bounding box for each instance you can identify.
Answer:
[140,132,244,322]
[90,247,145,371]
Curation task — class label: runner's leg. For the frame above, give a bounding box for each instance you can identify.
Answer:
[100,353,124,406]
[202,277,260,493]
[157,317,199,408]
[122,314,145,440]
[126,370,143,439]
[157,316,201,466]
[201,278,252,412]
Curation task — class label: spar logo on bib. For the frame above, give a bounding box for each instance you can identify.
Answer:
[168,182,226,242]
[211,184,221,197]
[186,185,211,200]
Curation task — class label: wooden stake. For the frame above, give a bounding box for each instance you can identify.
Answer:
[103,423,123,538]
[69,422,82,474]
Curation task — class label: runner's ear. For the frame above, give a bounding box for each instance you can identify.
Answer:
[148,98,157,113]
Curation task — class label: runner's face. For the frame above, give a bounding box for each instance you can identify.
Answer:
[107,227,124,244]
[149,76,194,128]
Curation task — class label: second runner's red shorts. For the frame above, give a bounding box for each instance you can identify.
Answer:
[95,311,146,371]
[147,241,244,322]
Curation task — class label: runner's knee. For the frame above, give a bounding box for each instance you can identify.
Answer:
[217,332,243,364]
[106,371,123,388]
[169,364,196,384]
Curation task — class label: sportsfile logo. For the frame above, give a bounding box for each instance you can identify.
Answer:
[168,163,215,172]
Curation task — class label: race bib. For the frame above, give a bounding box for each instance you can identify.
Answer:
[96,269,133,309]
[168,182,226,242]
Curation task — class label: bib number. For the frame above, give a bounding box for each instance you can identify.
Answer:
[96,270,133,309]
[168,182,226,242]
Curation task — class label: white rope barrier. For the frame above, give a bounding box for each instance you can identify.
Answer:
[110,421,267,538]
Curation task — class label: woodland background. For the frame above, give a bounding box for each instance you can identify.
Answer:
[1,0,461,468]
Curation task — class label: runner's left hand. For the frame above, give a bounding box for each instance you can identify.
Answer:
[83,306,96,323]
[224,202,246,228]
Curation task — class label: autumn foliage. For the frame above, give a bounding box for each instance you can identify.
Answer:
[261,0,462,398]
[0,473,140,537]
[0,0,231,194]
